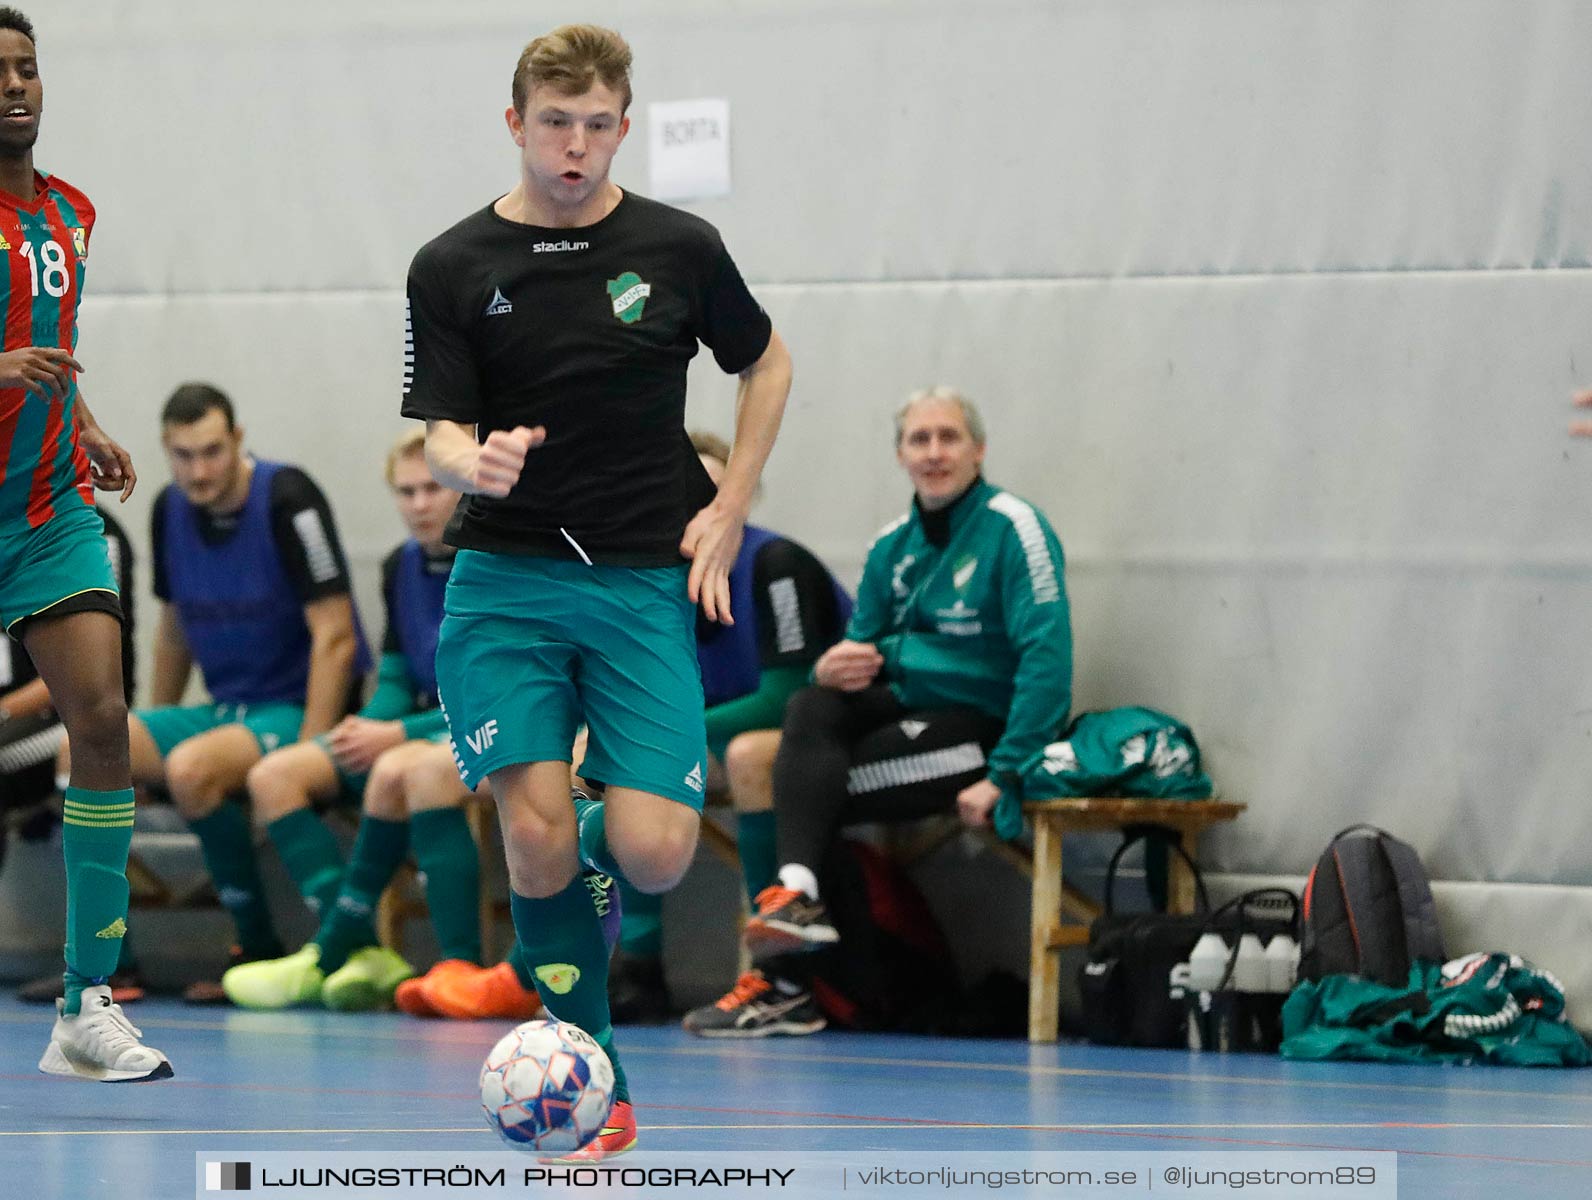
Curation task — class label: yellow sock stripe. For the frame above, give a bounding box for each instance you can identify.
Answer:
[64,814,136,828]
[63,803,136,815]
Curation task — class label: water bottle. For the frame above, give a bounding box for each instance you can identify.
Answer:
[1187,931,1230,993]
[1231,933,1268,994]
[1264,933,1299,994]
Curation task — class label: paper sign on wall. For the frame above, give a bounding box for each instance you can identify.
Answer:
[647,98,731,202]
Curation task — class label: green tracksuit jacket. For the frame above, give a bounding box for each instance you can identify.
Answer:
[848,477,1072,834]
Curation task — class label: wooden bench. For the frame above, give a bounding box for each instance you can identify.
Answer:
[1022,797,1245,1042]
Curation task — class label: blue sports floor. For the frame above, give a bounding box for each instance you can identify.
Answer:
[0,997,1588,1197]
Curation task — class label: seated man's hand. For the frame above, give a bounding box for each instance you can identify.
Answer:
[956,778,1001,828]
[325,717,407,775]
[814,640,883,692]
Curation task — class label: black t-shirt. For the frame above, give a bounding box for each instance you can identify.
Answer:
[401,191,773,565]
[151,464,354,605]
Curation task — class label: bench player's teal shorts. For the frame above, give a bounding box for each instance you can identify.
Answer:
[435,550,708,809]
[135,701,305,758]
[0,503,120,634]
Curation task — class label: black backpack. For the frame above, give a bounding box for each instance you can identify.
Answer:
[1298,824,1445,987]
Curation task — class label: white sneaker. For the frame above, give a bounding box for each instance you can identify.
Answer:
[38,985,173,1083]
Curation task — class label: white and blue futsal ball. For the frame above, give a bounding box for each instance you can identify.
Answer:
[479,1019,616,1153]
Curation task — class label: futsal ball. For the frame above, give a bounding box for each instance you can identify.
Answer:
[479,1019,616,1152]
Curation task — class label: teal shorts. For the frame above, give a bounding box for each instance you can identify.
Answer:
[0,503,119,633]
[135,701,306,759]
[435,551,707,809]
[313,726,454,803]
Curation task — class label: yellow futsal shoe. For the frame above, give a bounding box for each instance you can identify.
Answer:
[221,944,325,1010]
[321,946,415,1012]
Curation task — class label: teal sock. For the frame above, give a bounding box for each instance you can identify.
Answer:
[510,882,629,1104]
[265,808,345,919]
[736,811,778,901]
[617,882,662,958]
[411,808,481,964]
[314,816,409,974]
[572,792,622,879]
[188,802,281,959]
[507,941,537,990]
[60,787,135,1016]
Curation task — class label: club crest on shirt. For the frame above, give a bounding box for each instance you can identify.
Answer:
[70,227,86,258]
[607,271,651,323]
[0,233,10,251]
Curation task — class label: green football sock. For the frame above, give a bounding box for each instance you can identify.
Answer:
[510,882,629,1104]
[265,808,344,919]
[188,802,281,959]
[736,811,778,901]
[617,882,662,958]
[60,787,134,1016]
[410,808,481,964]
[571,792,622,879]
[314,816,409,974]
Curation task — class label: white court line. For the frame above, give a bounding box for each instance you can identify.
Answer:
[2,1121,1590,1138]
[4,1011,1584,1105]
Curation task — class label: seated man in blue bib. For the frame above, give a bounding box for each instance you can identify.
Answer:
[100,383,369,1002]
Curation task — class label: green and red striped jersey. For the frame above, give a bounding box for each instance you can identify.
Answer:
[0,171,94,531]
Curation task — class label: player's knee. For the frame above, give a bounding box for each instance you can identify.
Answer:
[363,749,414,819]
[166,745,223,817]
[783,685,846,738]
[625,817,699,893]
[245,753,293,817]
[724,734,775,810]
[499,804,577,865]
[58,690,129,764]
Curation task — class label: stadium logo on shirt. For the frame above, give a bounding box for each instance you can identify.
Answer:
[484,287,513,317]
[606,271,651,323]
[534,239,589,253]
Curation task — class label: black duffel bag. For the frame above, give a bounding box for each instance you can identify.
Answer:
[1078,825,1214,1048]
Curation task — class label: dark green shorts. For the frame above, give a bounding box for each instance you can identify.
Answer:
[0,504,120,634]
[135,701,305,759]
[435,551,707,808]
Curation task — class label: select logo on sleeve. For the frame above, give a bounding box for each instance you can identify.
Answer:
[205,1161,252,1191]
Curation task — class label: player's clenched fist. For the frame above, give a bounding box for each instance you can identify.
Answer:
[472,425,545,497]
[0,345,83,400]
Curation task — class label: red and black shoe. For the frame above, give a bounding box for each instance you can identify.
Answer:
[543,1099,637,1163]
[742,885,839,959]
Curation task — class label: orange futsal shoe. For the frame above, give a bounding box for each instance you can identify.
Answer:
[423,961,542,1021]
[544,1100,637,1163]
[394,959,477,1018]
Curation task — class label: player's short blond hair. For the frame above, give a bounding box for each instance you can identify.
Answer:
[385,428,427,486]
[513,24,633,116]
[894,387,987,448]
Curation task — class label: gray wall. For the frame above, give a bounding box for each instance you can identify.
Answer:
[14,1,1592,1013]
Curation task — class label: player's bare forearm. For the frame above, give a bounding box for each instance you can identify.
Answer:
[299,596,359,739]
[424,418,543,498]
[423,420,485,492]
[0,676,52,721]
[716,329,791,513]
[150,604,193,707]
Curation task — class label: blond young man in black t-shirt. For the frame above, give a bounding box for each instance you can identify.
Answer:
[400,24,791,1160]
